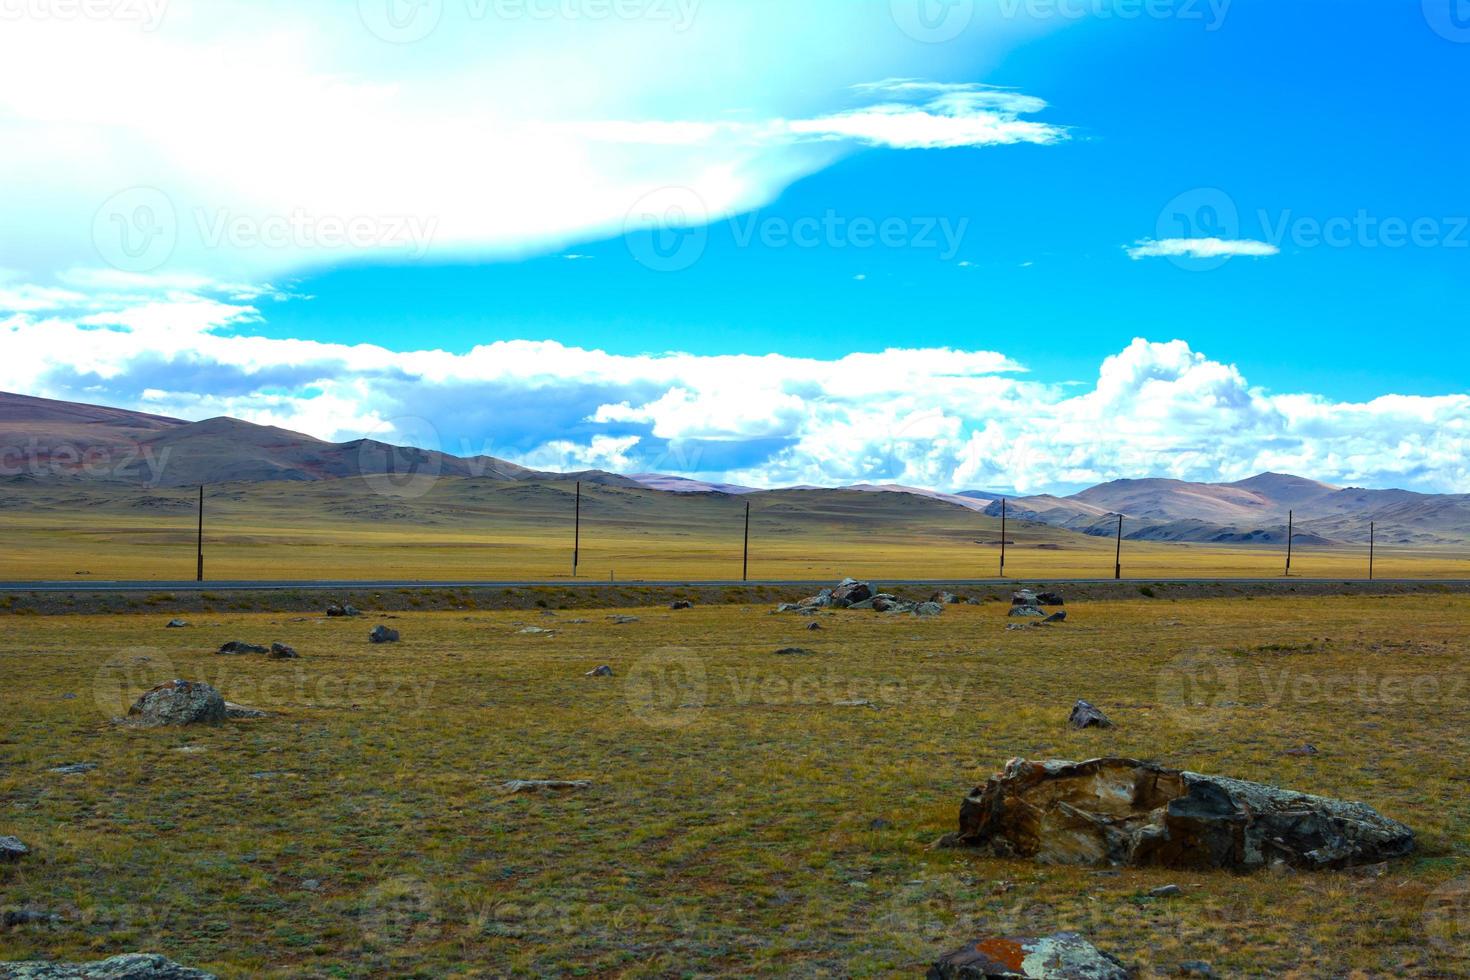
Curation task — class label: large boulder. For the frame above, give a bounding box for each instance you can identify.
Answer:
[1067,701,1112,730]
[0,954,216,978]
[940,757,1413,871]
[369,625,400,644]
[1009,591,1046,618]
[830,578,873,607]
[126,681,227,727]
[929,933,1126,980]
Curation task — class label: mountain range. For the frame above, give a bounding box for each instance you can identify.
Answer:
[3,390,1467,545]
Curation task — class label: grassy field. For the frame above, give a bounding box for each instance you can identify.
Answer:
[3,478,1467,582]
[2,593,1469,976]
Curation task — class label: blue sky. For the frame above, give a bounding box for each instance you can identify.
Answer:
[0,1,1466,493]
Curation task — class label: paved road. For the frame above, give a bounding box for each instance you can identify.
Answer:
[1,578,1466,593]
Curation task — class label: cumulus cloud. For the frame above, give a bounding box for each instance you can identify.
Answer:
[2,281,1465,495]
[1127,238,1281,260]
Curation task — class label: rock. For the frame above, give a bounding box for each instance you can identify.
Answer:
[914,602,944,618]
[1043,611,1067,624]
[1008,605,1047,619]
[1283,743,1319,757]
[2,906,58,927]
[585,665,614,677]
[127,681,226,727]
[0,953,217,978]
[1037,592,1066,606]
[609,616,640,625]
[1149,884,1183,898]
[48,763,97,775]
[501,780,590,794]
[369,625,399,644]
[0,836,28,862]
[301,879,321,891]
[830,578,874,607]
[670,600,694,610]
[931,591,960,605]
[223,702,269,720]
[1068,700,1113,730]
[806,621,823,631]
[1177,962,1216,978]
[216,641,268,655]
[774,647,817,657]
[517,627,554,636]
[268,642,298,660]
[1011,590,1040,606]
[928,932,1127,980]
[939,757,1414,871]
[164,619,189,629]
[326,603,360,618]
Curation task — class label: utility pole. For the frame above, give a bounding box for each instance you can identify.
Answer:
[572,481,581,578]
[1284,510,1294,577]
[1369,521,1375,581]
[1114,514,1124,580]
[196,485,204,582]
[999,498,1007,579]
[742,500,750,582]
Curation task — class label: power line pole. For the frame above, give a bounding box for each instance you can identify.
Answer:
[196,485,205,583]
[742,500,750,582]
[999,498,1007,579]
[1114,514,1124,580]
[1284,510,1294,577]
[1369,521,1375,581]
[572,481,581,578]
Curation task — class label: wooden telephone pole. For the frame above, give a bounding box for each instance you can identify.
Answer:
[1284,510,1294,577]
[742,500,750,582]
[572,481,581,578]
[196,485,205,582]
[999,498,1007,579]
[1114,514,1124,580]
[1369,521,1375,581]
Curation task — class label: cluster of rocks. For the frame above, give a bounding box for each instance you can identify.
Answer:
[1009,589,1066,622]
[939,757,1415,871]
[326,603,361,618]
[217,641,298,660]
[776,578,945,617]
[0,954,216,978]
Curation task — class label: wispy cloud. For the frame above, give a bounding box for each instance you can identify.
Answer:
[1126,237,1280,260]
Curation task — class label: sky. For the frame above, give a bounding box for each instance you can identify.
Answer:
[0,0,1466,495]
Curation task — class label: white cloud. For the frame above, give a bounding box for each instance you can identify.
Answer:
[1127,238,1280,260]
[2,283,1465,495]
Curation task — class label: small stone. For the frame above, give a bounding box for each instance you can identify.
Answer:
[806,621,823,631]
[1043,610,1068,624]
[216,641,268,655]
[1068,700,1113,730]
[1149,884,1183,898]
[501,779,590,794]
[165,619,189,629]
[224,702,269,720]
[301,879,322,891]
[48,763,97,775]
[670,600,694,610]
[269,642,299,659]
[2,906,58,927]
[369,625,400,644]
[1037,591,1066,606]
[609,615,640,625]
[1283,743,1319,756]
[586,665,614,677]
[0,836,28,862]
[518,627,555,635]
[1177,962,1216,978]
[774,647,817,657]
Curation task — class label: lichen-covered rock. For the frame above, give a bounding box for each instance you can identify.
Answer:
[126,681,226,727]
[914,602,944,618]
[369,625,399,644]
[928,932,1127,979]
[940,757,1414,871]
[0,836,28,862]
[0,953,217,978]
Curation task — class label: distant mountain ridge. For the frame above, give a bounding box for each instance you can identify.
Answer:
[3,391,1466,545]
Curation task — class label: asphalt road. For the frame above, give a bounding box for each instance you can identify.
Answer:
[1,578,1466,593]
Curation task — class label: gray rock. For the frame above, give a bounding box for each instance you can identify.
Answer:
[0,837,28,862]
[931,591,960,605]
[223,702,269,720]
[1068,700,1113,730]
[940,757,1414,871]
[609,616,640,625]
[670,600,694,610]
[1044,611,1068,624]
[268,643,298,660]
[127,681,226,727]
[830,578,873,607]
[1011,590,1040,606]
[2,907,58,927]
[914,602,944,618]
[518,627,555,636]
[301,879,321,891]
[928,932,1127,979]
[326,603,360,618]
[774,647,818,657]
[1149,884,1183,898]
[585,665,614,677]
[48,763,97,775]
[1177,962,1216,978]
[806,621,823,631]
[369,625,399,644]
[1283,743,1319,757]
[1037,592,1066,606]
[1008,605,1047,618]
[0,953,216,978]
[216,641,267,656]
[501,780,590,794]
[164,619,188,629]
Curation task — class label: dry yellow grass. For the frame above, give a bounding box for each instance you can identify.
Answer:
[1,593,1468,976]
